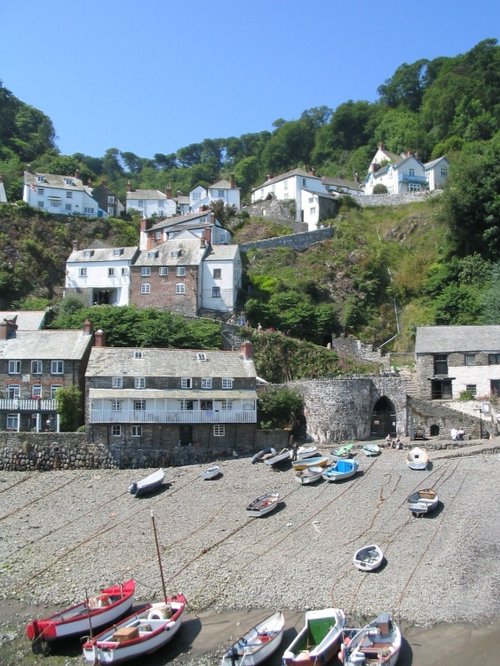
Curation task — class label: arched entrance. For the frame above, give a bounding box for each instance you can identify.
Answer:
[370,396,396,438]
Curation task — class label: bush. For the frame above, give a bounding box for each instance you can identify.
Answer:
[373,184,388,194]
[459,390,475,401]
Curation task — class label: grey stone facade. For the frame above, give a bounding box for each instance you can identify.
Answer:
[240,227,334,253]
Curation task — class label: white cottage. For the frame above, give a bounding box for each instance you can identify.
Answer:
[189,177,241,213]
[126,183,177,218]
[23,170,106,217]
[200,244,242,313]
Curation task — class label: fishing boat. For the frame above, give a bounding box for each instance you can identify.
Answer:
[406,447,429,470]
[282,607,346,665]
[361,444,380,457]
[246,491,280,517]
[291,455,330,471]
[128,468,165,496]
[201,465,221,480]
[295,466,324,485]
[26,579,136,652]
[220,610,285,666]
[263,448,291,466]
[322,458,359,482]
[339,612,401,666]
[82,594,186,664]
[296,445,318,460]
[353,544,384,571]
[251,447,276,464]
[332,442,354,458]
[408,488,439,516]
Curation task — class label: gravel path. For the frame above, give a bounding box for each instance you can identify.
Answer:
[1,439,499,664]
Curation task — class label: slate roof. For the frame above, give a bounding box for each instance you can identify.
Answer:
[210,179,239,190]
[24,171,90,192]
[86,347,257,379]
[321,176,363,192]
[0,311,47,330]
[0,329,93,360]
[415,326,500,354]
[424,156,448,170]
[67,246,139,263]
[149,210,214,232]
[203,245,239,261]
[253,168,321,190]
[126,189,167,200]
[134,238,206,266]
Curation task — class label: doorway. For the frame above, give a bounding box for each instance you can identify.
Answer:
[370,396,396,437]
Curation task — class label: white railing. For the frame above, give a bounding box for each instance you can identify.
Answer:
[0,398,56,411]
[89,409,257,424]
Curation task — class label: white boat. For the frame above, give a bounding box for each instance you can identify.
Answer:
[295,465,324,485]
[340,612,401,666]
[408,488,439,516]
[128,468,165,496]
[246,491,280,517]
[406,447,429,470]
[296,445,318,460]
[263,448,291,466]
[322,458,359,482]
[82,594,186,664]
[220,610,285,666]
[282,607,346,665]
[292,455,330,471]
[251,447,276,464]
[361,444,380,457]
[202,465,221,480]
[353,544,384,571]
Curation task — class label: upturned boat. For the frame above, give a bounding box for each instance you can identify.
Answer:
[406,447,429,470]
[282,607,346,665]
[263,448,291,466]
[220,610,285,666]
[128,468,165,496]
[361,444,380,457]
[201,465,221,480]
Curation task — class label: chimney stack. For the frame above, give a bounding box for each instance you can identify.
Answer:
[230,173,236,188]
[203,226,212,246]
[0,317,18,340]
[127,180,133,192]
[82,318,93,335]
[94,329,106,347]
[165,182,172,199]
[75,168,81,179]
[240,341,253,360]
[72,239,79,251]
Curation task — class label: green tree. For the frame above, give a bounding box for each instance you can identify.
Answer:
[55,384,83,431]
[257,386,303,429]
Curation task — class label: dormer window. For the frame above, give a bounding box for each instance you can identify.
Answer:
[64,178,74,186]
[113,248,124,256]
[133,350,143,359]
[36,175,45,183]
[197,352,207,361]
[147,250,158,258]
[83,250,94,258]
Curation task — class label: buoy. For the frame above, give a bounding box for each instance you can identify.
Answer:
[148,608,167,620]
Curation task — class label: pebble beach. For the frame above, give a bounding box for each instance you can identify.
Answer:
[1,438,500,665]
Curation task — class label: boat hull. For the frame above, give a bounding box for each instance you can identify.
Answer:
[26,580,136,643]
[282,608,346,666]
[220,610,285,666]
[295,466,324,485]
[406,448,429,470]
[292,456,329,471]
[353,544,384,571]
[129,469,165,496]
[246,492,280,517]
[322,459,359,482]
[82,594,186,664]
[408,489,438,516]
[202,466,221,480]
[342,613,401,666]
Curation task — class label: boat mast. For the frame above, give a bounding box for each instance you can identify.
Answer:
[151,511,168,601]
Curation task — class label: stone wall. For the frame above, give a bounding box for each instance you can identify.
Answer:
[0,428,289,471]
[330,336,390,370]
[352,190,442,208]
[240,227,334,253]
[407,397,484,439]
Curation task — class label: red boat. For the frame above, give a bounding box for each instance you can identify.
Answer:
[26,579,136,652]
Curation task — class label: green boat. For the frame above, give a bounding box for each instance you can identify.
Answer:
[332,442,354,458]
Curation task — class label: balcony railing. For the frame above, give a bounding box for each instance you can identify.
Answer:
[90,409,257,424]
[0,398,56,411]
[398,174,428,184]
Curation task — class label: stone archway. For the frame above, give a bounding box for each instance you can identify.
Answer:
[370,396,396,438]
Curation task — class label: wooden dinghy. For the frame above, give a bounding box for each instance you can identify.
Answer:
[201,465,221,480]
[408,488,439,516]
[246,491,280,517]
[220,610,285,666]
[26,579,136,652]
[339,612,401,666]
[82,594,186,664]
[263,448,291,466]
[291,455,330,471]
[406,447,429,470]
[361,444,380,457]
[353,544,384,571]
[295,465,324,485]
[282,607,346,665]
[128,468,165,496]
[322,458,359,482]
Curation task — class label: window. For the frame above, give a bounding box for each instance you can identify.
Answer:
[177,266,186,277]
[441,168,448,177]
[466,384,477,396]
[140,283,151,294]
[133,399,146,410]
[111,399,122,411]
[31,385,42,398]
[36,175,44,183]
[111,376,123,388]
[201,378,212,389]
[284,180,288,190]
[107,207,114,215]
[84,207,94,214]
[197,352,207,361]
[159,266,168,276]
[38,200,44,208]
[176,283,185,294]
[141,267,151,276]
[488,353,500,365]
[7,385,20,399]
[51,360,64,374]
[113,248,124,256]
[310,207,316,216]
[7,414,19,430]
[121,267,127,275]
[221,400,233,410]
[133,350,143,359]
[134,377,146,389]
[464,353,476,366]
[111,425,122,436]
[66,204,72,211]
[131,425,142,437]
[433,355,448,375]
[137,200,144,207]
[409,168,415,176]
[108,196,116,204]
[31,360,43,374]
[50,385,60,398]
[213,268,221,279]
[213,424,225,437]
[212,286,221,298]
[66,191,73,198]
[155,230,162,241]
[78,267,87,277]
[181,377,192,388]
[8,360,21,374]
[108,267,115,277]
[37,187,44,195]
[308,196,314,203]
[192,192,201,201]
[222,378,233,389]
[84,250,94,257]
